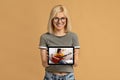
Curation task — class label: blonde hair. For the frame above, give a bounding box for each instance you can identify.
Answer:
[47,5,72,34]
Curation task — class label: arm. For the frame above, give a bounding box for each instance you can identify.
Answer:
[73,48,80,67]
[40,49,49,68]
[52,55,60,60]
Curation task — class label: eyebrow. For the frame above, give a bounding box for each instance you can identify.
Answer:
[54,17,66,18]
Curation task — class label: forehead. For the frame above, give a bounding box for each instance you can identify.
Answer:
[55,12,66,17]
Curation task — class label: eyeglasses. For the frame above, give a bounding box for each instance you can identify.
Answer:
[53,17,67,22]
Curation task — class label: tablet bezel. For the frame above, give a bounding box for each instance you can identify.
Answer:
[48,46,74,65]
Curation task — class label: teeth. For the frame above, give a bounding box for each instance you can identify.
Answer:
[57,25,62,26]
[57,24,63,26]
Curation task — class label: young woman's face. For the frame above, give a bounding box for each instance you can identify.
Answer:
[52,12,67,31]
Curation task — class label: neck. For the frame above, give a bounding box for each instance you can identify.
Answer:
[54,29,66,36]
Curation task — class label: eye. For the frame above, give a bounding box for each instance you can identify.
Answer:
[53,17,66,22]
[61,17,66,21]
[53,17,59,20]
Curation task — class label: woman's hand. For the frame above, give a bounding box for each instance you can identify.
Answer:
[73,49,80,67]
[40,49,49,68]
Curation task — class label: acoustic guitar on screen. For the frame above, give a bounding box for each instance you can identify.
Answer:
[51,52,72,64]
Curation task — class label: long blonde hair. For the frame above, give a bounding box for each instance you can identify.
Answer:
[47,5,72,34]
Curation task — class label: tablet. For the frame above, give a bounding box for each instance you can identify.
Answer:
[48,46,74,65]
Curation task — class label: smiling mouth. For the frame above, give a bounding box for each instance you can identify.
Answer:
[57,24,63,27]
[56,23,65,27]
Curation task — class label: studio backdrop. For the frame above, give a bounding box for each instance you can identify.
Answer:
[0,0,120,80]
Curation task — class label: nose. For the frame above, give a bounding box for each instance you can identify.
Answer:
[58,19,62,23]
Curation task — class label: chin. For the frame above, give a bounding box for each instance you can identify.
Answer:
[56,28,64,30]
[56,27,64,30]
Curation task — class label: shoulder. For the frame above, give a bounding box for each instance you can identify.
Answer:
[68,31,78,37]
[40,32,51,38]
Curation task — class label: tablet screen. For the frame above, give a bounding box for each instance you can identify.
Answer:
[48,46,74,65]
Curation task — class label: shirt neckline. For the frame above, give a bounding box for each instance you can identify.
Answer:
[51,32,69,38]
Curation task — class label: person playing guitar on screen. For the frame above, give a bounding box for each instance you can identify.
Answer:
[51,48,66,64]
[51,48,72,64]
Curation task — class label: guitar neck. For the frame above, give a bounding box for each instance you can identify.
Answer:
[62,53,72,57]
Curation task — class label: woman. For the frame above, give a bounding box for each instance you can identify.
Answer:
[39,5,80,80]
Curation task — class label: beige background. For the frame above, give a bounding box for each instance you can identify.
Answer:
[0,0,120,80]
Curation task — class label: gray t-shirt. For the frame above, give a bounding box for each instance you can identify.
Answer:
[39,31,80,72]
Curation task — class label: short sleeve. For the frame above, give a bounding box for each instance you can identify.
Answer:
[39,34,47,49]
[72,33,80,49]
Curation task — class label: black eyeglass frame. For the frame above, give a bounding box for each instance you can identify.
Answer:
[52,17,67,22]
